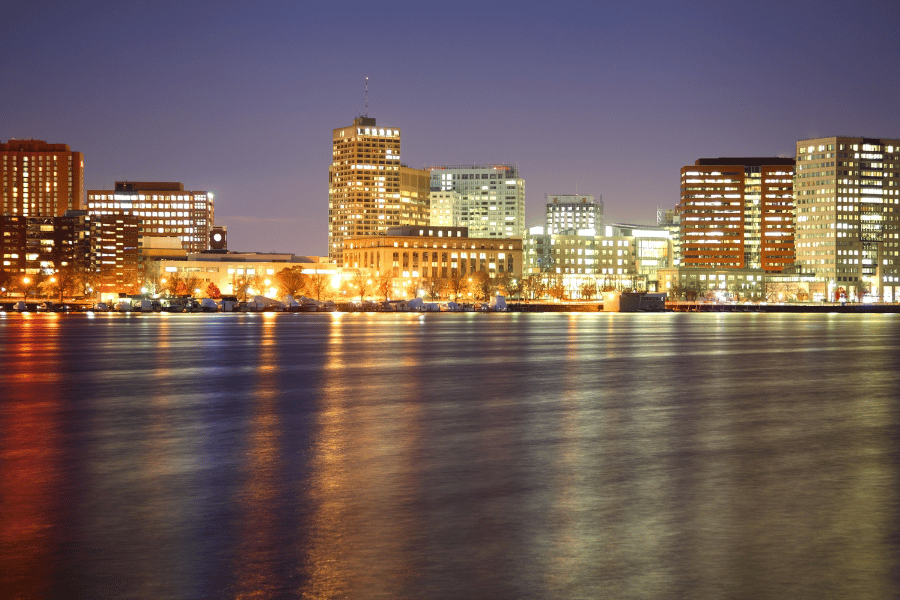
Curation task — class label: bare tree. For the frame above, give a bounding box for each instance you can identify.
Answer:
[580,278,598,301]
[530,274,548,300]
[307,272,330,302]
[376,271,393,302]
[494,272,511,298]
[350,269,372,302]
[506,277,524,301]
[405,278,421,299]
[423,277,444,301]
[471,271,494,302]
[548,275,566,301]
[447,272,468,300]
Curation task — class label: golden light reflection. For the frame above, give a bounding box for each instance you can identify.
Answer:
[300,316,425,598]
[233,314,283,598]
[0,318,64,598]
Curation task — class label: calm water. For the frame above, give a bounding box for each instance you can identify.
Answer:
[1,311,900,599]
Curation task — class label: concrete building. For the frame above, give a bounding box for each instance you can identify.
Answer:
[0,211,90,276]
[658,267,765,301]
[429,190,459,227]
[1,139,84,217]
[606,224,672,283]
[152,253,339,300]
[91,213,140,296]
[426,164,525,238]
[86,182,214,254]
[678,158,795,272]
[328,116,430,265]
[546,194,603,234]
[343,225,522,283]
[794,136,900,301]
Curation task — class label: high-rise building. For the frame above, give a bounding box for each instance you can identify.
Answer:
[86,182,214,254]
[546,194,603,234]
[328,116,430,265]
[794,136,900,300]
[91,213,140,295]
[1,139,84,217]
[426,164,525,238]
[678,158,795,272]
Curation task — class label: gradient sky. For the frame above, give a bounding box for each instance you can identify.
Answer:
[4,0,900,255]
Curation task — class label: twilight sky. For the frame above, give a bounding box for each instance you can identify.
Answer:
[4,0,900,255]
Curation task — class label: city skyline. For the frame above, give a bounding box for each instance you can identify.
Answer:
[4,1,900,255]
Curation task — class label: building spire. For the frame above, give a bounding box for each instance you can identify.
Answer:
[365,77,368,117]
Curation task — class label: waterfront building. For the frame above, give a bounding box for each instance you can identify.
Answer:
[426,164,525,238]
[342,225,522,298]
[794,136,900,301]
[86,182,214,254]
[150,253,338,301]
[522,226,650,297]
[91,213,140,295]
[658,267,765,301]
[1,139,84,217]
[546,194,602,234]
[328,116,430,265]
[0,211,90,276]
[678,158,795,272]
[606,223,672,283]
[657,208,681,266]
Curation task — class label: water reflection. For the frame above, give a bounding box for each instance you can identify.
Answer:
[0,313,898,599]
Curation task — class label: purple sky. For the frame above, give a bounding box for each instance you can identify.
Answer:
[4,0,900,255]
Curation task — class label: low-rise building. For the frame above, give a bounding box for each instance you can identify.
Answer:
[343,225,523,296]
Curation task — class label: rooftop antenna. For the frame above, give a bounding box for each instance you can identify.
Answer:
[365,77,368,117]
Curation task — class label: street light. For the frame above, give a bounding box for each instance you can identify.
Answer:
[22,276,30,301]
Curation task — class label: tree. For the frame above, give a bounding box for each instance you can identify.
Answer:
[580,279,598,301]
[548,275,567,301]
[765,281,800,303]
[494,272,511,298]
[0,269,12,297]
[446,272,468,301]
[141,261,164,295]
[163,273,183,296]
[182,275,202,297]
[422,277,444,301]
[405,278,421,299]
[350,269,372,302]
[527,274,547,300]
[471,271,494,302]
[307,272,330,302]
[231,273,258,302]
[15,272,46,301]
[206,282,222,299]
[376,271,393,302]
[506,277,523,301]
[276,267,306,298]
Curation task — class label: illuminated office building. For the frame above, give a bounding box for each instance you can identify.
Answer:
[795,136,900,300]
[546,194,602,234]
[86,181,214,253]
[329,116,430,265]
[678,158,795,272]
[426,164,525,238]
[1,139,84,217]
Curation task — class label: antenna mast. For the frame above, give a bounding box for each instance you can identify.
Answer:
[365,77,368,117]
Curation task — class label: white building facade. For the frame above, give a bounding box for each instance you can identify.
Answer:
[426,164,525,238]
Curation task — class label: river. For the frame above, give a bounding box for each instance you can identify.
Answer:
[1,311,899,599]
